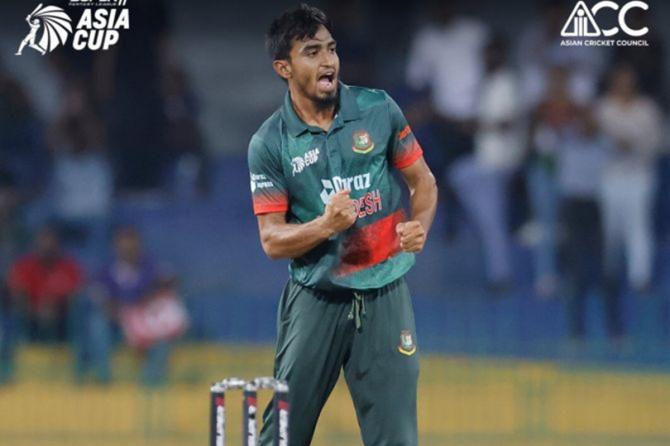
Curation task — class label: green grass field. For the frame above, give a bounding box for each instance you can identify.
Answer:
[1,344,669,446]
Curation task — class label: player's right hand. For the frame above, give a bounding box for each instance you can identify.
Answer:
[323,190,357,234]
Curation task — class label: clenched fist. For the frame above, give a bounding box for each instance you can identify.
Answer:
[323,190,357,234]
[396,220,426,253]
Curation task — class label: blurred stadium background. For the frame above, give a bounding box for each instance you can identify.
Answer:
[1,0,670,445]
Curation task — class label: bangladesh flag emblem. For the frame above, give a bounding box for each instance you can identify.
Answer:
[398,330,417,356]
[352,130,375,154]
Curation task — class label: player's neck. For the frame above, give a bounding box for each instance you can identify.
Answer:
[290,88,336,132]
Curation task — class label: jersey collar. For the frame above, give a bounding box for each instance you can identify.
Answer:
[282,82,361,137]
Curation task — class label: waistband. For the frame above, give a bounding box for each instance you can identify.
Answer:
[290,276,405,301]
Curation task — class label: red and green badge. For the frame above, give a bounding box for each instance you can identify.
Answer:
[352,130,375,154]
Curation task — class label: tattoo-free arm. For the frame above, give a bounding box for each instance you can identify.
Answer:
[258,212,334,259]
[256,190,357,260]
[256,212,334,260]
[399,156,438,233]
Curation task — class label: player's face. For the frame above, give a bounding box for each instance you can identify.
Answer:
[287,26,339,105]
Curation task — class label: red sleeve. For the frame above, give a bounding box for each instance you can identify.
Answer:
[386,93,424,169]
[253,194,290,215]
[248,136,290,216]
[393,130,424,170]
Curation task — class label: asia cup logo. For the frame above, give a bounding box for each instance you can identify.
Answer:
[15,4,73,55]
[291,147,319,176]
[15,1,129,55]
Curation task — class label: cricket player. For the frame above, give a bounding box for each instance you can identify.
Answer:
[248,5,438,445]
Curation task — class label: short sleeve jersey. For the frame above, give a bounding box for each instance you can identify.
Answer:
[248,83,424,290]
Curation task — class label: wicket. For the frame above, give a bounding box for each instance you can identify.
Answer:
[210,377,289,446]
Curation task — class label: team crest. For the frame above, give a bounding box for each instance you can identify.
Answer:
[352,130,375,154]
[397,330,416,356]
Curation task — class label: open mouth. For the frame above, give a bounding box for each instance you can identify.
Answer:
[317,72,336,91]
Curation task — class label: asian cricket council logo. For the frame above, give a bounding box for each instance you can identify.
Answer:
[560,1,649,47]
[398,330,417,356]
[352,130,375,154]
[561,1,601,37]
[15,4,73,55]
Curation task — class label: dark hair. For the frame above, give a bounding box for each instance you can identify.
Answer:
[266,4,333,60]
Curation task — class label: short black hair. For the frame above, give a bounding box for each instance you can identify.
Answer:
[266,4,333,60]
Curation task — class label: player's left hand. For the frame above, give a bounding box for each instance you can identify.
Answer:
[396,220,426,253]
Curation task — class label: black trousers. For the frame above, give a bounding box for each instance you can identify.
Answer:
[562,198,623,339]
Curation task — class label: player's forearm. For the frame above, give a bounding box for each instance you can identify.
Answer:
[261,216,334,259]
[408,173,437,234]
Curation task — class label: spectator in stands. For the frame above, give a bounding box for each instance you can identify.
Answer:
[87,226,185,385]
[449,35,523,292]
[0,61,47,194]
[405,0,489,237]
[7,226,83,342]
[596,65,663,298]
[555,109,609,340]
[161,64,208,199]
[0,167,26,383]
[610,7,670,242]
[325,0,374,87]
[48,83,113,268]
[516,0,608,110]
[525,66,580,298]
[406,1,488,133]
[0,167,25,278]
[104,0,171,191]
[612,8,666,110]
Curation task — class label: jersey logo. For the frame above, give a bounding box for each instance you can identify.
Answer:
[397,330,417,356]
[319,173,371,204]
[250,173,274,193]
[352,130,375,154]
[291,147,319,176]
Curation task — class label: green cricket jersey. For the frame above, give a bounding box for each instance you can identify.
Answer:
[248,83,424,290]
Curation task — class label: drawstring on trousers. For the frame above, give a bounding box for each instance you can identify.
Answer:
[348,292,367,331]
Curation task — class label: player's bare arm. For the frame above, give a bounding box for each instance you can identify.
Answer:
[396,156,437,253]
[257,189,356,259]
